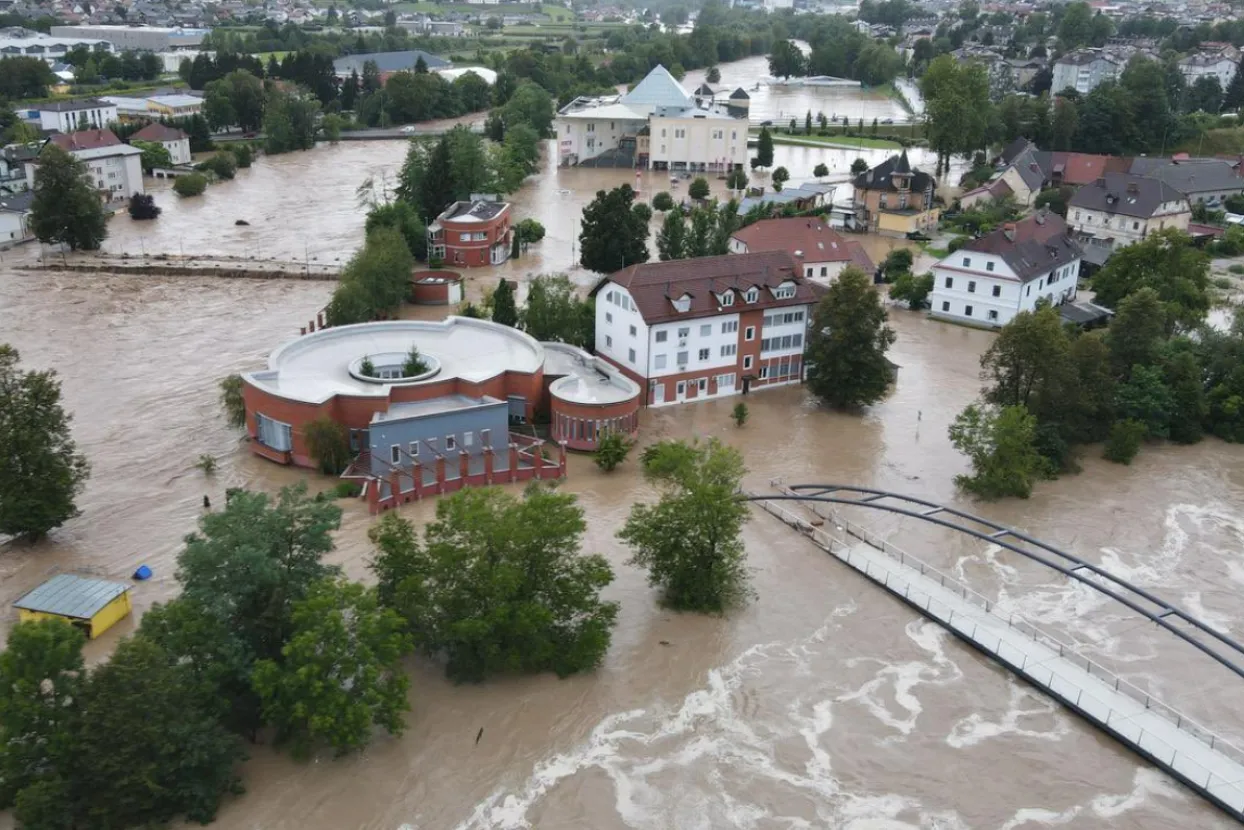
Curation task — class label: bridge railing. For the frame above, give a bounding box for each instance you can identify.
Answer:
[758,479,1244,773]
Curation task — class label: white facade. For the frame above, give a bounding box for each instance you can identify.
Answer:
[1179,54,1238,89]
[0,33,112,64]
[75,146,145,201]
[930,250,1081,328]
[557,106,646,165]
[39,102,119,134]
[155,136,192,165]
[0,210,31,246]
[1068,200,1190,250]
[646,112,748,171]
[727,236,856,284]
[1051,53,1120,95]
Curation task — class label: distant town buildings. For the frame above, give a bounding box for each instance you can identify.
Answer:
[592,251,821,406]
[331,50,450,81]
[1177,43,1241,89]
[1052,48,1125,95]
[556,65,749,172]
[0,28,112,63]
[49,24,206,51]
[102,92,202,120]
[930,212,1083,328]
[852,151,939,237]
[427,198,513,268]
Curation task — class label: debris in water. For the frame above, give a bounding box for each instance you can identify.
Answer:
[475,727,484,745]
[132,565,152,581]
[659,640,671,646]
[235,219,250,226]
[203,495,211,509]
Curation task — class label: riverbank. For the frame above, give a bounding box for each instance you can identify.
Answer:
[19,253,340,281]
[758,131,905,151]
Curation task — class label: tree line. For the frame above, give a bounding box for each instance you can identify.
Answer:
[950,230,1244,499]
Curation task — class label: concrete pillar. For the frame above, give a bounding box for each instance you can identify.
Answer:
[508,444,519,482]
[459,451,469,481]
[435,456,446,492]
[388,471,401,506]
[411,463,422,499]
[484,448,494,484]
[317,311,326,329]
[559,441,568,477]
[300,326,307,336]
[367,478,381,514]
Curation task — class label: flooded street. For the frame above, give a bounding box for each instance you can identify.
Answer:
[2,101,1244,830]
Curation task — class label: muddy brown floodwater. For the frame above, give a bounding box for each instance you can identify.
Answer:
[2,119,1244,830]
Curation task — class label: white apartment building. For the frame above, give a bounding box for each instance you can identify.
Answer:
[46,129,144,203]
[930,212,1083,328]
[1067,173,1191,266]
[39,99,119,134]
[591,251,820,406]
[1052,49,1122,95]
[1178,47,1239,89]
[130,122,192,165]
[556,65,749,172]
[0,31,112,64]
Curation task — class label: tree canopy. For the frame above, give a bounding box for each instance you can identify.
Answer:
[579,185,650,274]
[30,145,107,252]
[805,267,896,408]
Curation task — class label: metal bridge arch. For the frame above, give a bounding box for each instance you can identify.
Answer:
[746,483,1244,684]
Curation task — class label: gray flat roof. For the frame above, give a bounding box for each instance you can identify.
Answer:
[374,394,503,423]
[545,342,640,406]
[14,574,129,619]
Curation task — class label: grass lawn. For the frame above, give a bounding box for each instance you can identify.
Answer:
[760,131,904,150]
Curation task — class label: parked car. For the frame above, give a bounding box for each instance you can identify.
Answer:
[400,125,417,134]
[881,118,894,125]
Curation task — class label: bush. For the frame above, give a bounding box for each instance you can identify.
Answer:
[731,402,748,427]
[516,218,545,244]
[1215,276,1234,288]
[360,356,376,377]
[227,143,254,168]
[594,430,632,472]
[128,193,161,220]
[198,153,236,181]
[303,416,352,475]
[688,176,710,201]
[632,202,653,223]
[1229,264,1244,275]
[947,235,971,253]
[172,172,207,197]
[652,191,675,212]
[1103,419,1146,465]
[195,454,216,474]
[327,481,362,499]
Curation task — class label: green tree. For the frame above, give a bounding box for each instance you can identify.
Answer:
[0,346,90,541]
[1107,287,1165,379]
[657,207,687,261]
[619,439,751,613]
[177,484,341,666]
[1187,75,1223,114]
[1225,62,1244,111]
[0,620,84,809]
[771,166,790,191]
[492,277,518,327]
[365,200,427,260]
[949,404,1048,499]
[30,145,107,251]
[252,578,411,758]
[321,112,345,143]
[263,88,321,155]
[813,162,829,179]
[173,171,208,196]
[1114,363,1175,439]
[326,226,414,326]
[726,167,749,191]
[219,373,246,428]
[653,191,675,212]
[1058,1,1094,49]
[521,274,593,347]
[689,176,710,201]
[805,267,897,408]
[731,402,749,426]
[131,139,172,172]
[1103,419,1146,464]
[1051,97,1079,150]
[850,157,869,176]
[68,636,244,827]
[205,69,265,131]
[516,219,545,244]
[881,247,913,279]
[920,55,991,173]
[500,82,555,136]
[200,152,237,180]
[707,66,721,83]
[303,416,352,475]
[368,486,618,682]
[579,184,649,274]
[1090,229,1210,332]
[753,126,774,169]
[1163,346,1206,444]
[888,272,934,309]
[594,431,632,472]
[633,202,653,224]
[768,39,806,79]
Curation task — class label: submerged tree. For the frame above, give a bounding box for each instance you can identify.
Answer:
[30,144,107,251]
[0,345,90,541]
[578,184,650,273]
[369,485,618,682]
[949,404,1048,499]
[805,267,896,408]
[218,373,246,428]
[618,439,751,613]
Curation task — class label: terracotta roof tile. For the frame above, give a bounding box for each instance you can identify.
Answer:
[131,123,188,142]
[730,218,859,265]
[49,129,121,152]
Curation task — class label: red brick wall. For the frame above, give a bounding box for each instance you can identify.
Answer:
[440,212,511,269]
[550,395,641,451]
[410,270,462,305]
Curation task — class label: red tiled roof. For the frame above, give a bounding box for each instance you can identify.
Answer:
[131,123,188,142]
[49,129,122,152]
[730,218,859,265]
[597,251,821,325]
[844,241,876,274]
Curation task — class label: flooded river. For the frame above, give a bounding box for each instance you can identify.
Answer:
[2,117,1244,830]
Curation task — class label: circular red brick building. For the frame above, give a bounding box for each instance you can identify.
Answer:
[544,343,642,451]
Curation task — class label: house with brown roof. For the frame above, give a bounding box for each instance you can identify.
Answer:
[728,217,876,285]
[130,122,191,166]
[852,150,939,237]
[42,128,143,202]
[1067,173,1190,266]
[590,251,821,405]
[930,211,1082,328]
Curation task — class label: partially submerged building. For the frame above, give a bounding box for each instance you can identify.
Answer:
[15,574,132,639]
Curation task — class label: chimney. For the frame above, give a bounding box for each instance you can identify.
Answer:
[1126,182,1138,193]
[1003,223,1016,241]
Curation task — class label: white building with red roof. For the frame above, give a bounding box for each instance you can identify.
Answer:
[130,122,191,166]
[45,129,144,202]
[728,217,876,285]
[590,251,822,406]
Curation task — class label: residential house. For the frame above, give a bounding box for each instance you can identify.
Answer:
[46,129,144,202]
[130,122,191,165]
[1051,48,1123,95]
[556,65,749,172]
[728,217,875,285]
[961,137,1045,208]
[591,251,821,406]
[1128,156,1244,205]
[38,98,119,133]
[852,150,939,237]
[1067,173,1190,266]
[1178,45,1239,89]
[145,94,203,118]
[0,143,36,194]
[427,197,512,268]
[930,212,1083,328]
[0,191,34,247]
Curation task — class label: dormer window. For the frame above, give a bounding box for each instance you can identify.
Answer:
[745,287,759,303]
[771,281,797,300]
[672,293,692,313]
[720,291,734,306]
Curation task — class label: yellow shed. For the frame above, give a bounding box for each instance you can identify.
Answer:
[14,574,132,639]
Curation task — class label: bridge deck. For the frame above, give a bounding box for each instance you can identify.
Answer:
[752,496,1244,821]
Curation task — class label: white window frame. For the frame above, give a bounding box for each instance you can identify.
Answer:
[445,435,457,451]
[745,326,755,341]
[391,444,401,464]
